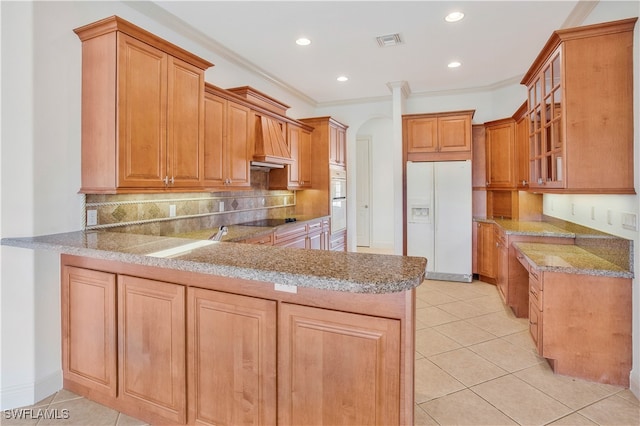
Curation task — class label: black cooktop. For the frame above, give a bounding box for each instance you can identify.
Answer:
[237,218,297,227]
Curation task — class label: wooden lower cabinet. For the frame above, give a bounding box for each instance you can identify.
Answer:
[118,275,186,424]
[519,263,632,386]
[476,222,496,281]
[188,288,277,425]
[61,255,412,425]
[61,266,117,398]
[278,303,401,425]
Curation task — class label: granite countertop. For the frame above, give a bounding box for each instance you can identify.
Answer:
[512,242,633,278]
[1,230,427,294]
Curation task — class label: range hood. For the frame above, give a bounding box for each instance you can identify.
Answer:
[251,115,293,169]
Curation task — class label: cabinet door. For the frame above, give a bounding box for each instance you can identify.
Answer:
[167,56,204,188]
[188,288,276,425]
[226,101,252,187]
[438,115,471,152]
[485,120,516,188]
[117,33,167,189]
[477,222,496,278]
[279,303,400,425]
[118,275,186,424]
[405,116,438,153]
[336,126,346,166]
[203,93,226,186]
[62,266,117,397]
[329,124,340,165]
[286,124,312,188]
[527,49,564,190]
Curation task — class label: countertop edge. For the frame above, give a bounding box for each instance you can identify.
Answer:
[1,235,426,294]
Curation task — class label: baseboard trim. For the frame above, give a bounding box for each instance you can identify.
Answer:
[0,370,62,410]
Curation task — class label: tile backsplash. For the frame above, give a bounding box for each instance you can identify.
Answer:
[84,170,296,236]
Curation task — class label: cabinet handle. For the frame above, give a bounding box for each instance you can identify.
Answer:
[163,176,174,186]
[529,320,537,326]
[486,181,490,187]
[537,178,544,185]
[522,180,528,186]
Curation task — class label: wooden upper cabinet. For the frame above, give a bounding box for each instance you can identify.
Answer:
[203,85,252,189]
[74,16,213,193]
[403,110,474,161]
[521,18,636,194]
[300,116,348,170]
[330,123,347,167]
[485,118,516,189]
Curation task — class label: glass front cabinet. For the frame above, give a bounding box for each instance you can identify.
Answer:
[528,48,563,190]
[521,18,636,194]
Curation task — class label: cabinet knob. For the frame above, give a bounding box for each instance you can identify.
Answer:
[486,181,490,187]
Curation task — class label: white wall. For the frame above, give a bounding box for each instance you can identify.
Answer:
[1,0,638,408]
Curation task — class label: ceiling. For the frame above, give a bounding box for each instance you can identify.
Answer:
[137,1,590,106]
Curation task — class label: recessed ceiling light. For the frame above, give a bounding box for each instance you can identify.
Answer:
[448,61,462,68]
[337,75,348,82]
[445,11,465,23]
[296,38,311,46]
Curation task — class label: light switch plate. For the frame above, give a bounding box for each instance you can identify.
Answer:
[169,204,176,217]
[621,212,637,231]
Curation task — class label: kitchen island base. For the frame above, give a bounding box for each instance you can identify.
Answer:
[61,254,417,425]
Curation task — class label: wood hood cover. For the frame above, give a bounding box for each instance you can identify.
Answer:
[252,115,293,166]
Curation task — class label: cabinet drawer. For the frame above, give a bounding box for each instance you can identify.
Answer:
[307,220,323,233]
[529,268,542,311]
[274,223,308,244]
[515,249,529,272]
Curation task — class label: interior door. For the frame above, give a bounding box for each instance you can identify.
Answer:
[356,137,371,246]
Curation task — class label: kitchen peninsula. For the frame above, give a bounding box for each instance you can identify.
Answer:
[1,229,426,425]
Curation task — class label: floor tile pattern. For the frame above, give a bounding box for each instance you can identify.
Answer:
[4,279,638,425]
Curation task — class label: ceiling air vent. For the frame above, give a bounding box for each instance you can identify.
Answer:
[376,33,402,47]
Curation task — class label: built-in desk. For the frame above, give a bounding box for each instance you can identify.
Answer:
[513,242,632,386]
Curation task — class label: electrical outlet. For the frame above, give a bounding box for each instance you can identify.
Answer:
[169,204,176,217]
[87,210,98,226]
[219,201,224,212]
[590,206,595,221]
[571,203,576,215]
[621,212,637,231]
[607,209,613,225]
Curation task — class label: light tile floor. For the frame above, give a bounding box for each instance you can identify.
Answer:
[4,279,639,425]
[414,279,640,426]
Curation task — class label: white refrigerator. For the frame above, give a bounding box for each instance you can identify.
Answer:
[406,160,472,282]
